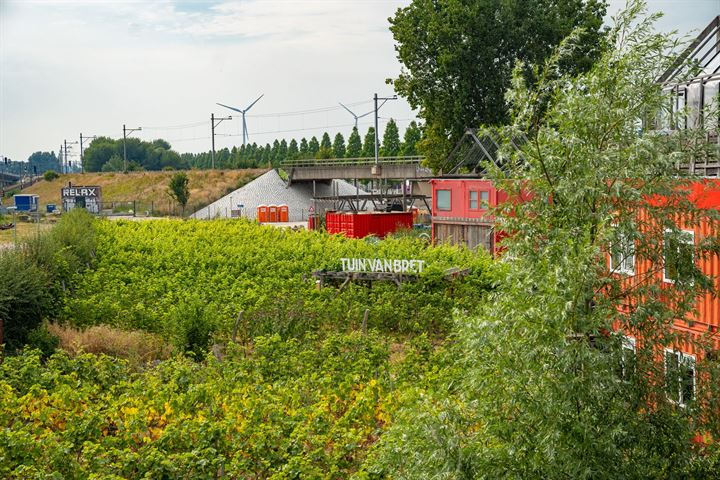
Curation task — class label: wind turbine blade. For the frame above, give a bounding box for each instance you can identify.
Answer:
[217,102,244,113]
[338,102,357,118]
[244,94,264,112]
[357,111,373,119]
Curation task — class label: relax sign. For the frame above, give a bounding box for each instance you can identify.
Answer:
[340,258,426,274]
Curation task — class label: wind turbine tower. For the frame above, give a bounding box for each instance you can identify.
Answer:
[217,94,264,146]
[338,102,373,129]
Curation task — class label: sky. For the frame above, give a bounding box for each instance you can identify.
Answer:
[1,0,718,163]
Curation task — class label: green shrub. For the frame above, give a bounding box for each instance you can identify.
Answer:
[43,170,60,181]
[0,253,53,352]
[26,323,59,358]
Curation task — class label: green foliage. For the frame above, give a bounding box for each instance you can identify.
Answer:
[308,136,320,156]
[28,152,61,175]
[167,171,190,215]
[368,3,720,477]
[0,209,96,352]
[401,121,422,156]
[381,119,401,157]
[63,220,496,343]
[346,127,363,158]
[0,254,53,352]
[0,331,427,478]
[320,132,332,151]
[361,127,377,158]
[332,132,346,158]
[42,170,59,181]
[388,0,607,170]
[84,136,187,172]
[26,323,59,358]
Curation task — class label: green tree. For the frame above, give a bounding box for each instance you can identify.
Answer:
[401,121,422,156]
[168,171,190,216]
[308,137,320,157]
[332,133,346,158]
[299,138,309,158]
[346,127,362,158]
[381,119,401,157]
[369,3,720,477]
[320,132,332,150]
[361,127,377,158]
[388,0,607,170]
[288,139,299,160]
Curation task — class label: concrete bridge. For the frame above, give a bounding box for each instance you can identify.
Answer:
[282,156,433,184]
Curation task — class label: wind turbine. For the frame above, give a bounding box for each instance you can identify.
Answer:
[338,102,373,129]
[217,94,264,146]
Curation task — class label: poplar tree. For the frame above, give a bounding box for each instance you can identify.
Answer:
[381,119,401,157]
[361,127,377,158]
[346,127,363,158]
[332,133,346,158]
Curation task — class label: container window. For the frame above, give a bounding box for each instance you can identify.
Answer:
[610,229,635,275]
[665,349,695,406]
[469,191,478,209]
[480,191,489,207]
[436,190,451,211]
[663,229,694,283]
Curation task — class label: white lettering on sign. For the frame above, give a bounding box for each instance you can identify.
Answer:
[61,187,99,197]
[340,258,426,274]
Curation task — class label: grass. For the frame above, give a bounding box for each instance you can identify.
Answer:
[47,323,172,365]
[0,220,53,246]
[19,169,266,216]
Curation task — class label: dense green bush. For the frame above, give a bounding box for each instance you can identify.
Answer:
[43,170,60,181]
[63,219,496,346]
[0,209,96,352]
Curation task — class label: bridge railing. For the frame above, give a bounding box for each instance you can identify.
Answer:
[282,156,425,167]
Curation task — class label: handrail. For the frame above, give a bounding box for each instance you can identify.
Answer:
[282,156,425,167]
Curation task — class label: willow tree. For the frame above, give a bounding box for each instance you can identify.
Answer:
[367,2,720,478]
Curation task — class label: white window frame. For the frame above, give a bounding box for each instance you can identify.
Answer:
[664,348,696,407]
[610,229,636,276]
[436,189,451,211]
[479,190,490,208]
[619,335,636,381]
[663,228,695,284]
[469,190,478,210]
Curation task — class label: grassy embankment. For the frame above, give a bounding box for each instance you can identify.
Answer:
[19,169,266,215]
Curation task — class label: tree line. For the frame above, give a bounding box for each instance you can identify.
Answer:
[79,119,421,172]
[182,119,422,170]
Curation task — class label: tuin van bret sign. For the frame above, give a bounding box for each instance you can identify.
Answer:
[340,258,426,274]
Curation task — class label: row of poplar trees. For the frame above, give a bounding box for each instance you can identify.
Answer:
[181,119,422,169]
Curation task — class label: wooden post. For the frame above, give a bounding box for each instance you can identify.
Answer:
[362,309,369,335]
[231,311,244,343]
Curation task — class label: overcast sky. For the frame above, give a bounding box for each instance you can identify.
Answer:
[1,0,718,163]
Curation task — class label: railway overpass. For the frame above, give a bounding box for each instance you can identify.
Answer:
[282,156,433,184]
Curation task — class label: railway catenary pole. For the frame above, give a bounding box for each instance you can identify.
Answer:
[211,113,232,170]
[123,124,142,173]
[373,93,397,166]
[80,133,96,174]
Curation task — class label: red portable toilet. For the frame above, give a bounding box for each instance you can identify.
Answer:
[279,205,289,222]
[268,205,279,223]
[257,205,268,223]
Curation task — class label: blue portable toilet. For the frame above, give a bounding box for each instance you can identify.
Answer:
[13,194,39,212]
[46,203,57,213]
